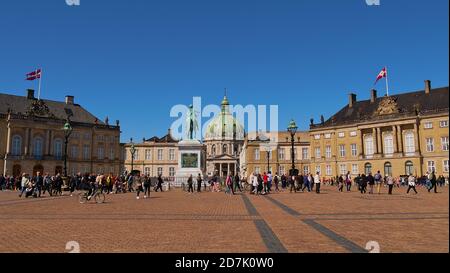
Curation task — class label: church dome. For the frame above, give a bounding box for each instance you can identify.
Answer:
[204,95,245,141]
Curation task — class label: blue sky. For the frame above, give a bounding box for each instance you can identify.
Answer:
[0,0,448,142]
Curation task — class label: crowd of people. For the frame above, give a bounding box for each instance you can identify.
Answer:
[0,169,448,199]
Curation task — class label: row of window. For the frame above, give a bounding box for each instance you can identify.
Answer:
[253,147,310,161]
[424,120,449,129]
[143,167,176,177]
[425,137,449,152]
[210,144,241,156]
[129,149,176,161]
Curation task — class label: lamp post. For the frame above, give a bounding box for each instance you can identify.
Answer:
[287,119,298,176]
[130,138,136,175]
[62,119,73,190]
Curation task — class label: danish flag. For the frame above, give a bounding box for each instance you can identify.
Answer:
[26,69,42,81]
[374,67,387,85]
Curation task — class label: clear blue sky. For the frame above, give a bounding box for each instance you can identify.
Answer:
[0,0,448,142]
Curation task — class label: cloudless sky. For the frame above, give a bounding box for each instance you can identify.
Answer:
[0,0,448,142]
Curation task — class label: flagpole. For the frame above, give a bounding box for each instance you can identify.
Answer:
[37,68,42,100]
[385,66,389,96]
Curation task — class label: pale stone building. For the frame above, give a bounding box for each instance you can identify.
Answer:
[0,89,122,177]
[122,129,179,178]
[308,81,449,178]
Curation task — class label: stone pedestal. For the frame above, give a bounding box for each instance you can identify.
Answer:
[175,139,204,185]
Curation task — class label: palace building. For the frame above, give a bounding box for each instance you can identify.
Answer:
[0,89,122,177]
[308,81,449,178]
[122,129,179,178]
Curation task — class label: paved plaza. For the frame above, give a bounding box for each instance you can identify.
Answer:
[0,186,448,253]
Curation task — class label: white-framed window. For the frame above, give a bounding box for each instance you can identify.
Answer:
[352,164,358,175]
[444,160,449,173]
[404,132,415,153]
[157,167,163,176]
[303,165,310,175]
[293,148,298,160]
[254,148,260,160]
[426,138,434,152]
[427,161,435,173]
[314,134,321,140]
[145,149,152,160]
[54,139,63,160]
[98,147,104,160]
[339,164,347,175]
[324,133,331,139]
[157,149,163,161]
[405,161,414,176]
[169,167,175,177]
[33,137,43,159]
[254,166,261,174]
[302,148,309,160]
[315,147,321,159]
[211,145,216,156]
[109,147,115,160]
[11,135,22,156]
[169,149,175,161]
[364,135,374,156]
[326,165,332,176]
[384,134,394,155]
[315,165,321,174]
[384,162,393,177]
[339,144,345,157]
[144,167,151,176]
[350,131,357,137]
[83,145,90,160]
[338,132,345,138]
[325,145,332,159]
[71,145,78,159]
[351,144,357,157]
[278,148,285,160]
[440,120,449,128]
[441,136,449,151]
[424,122,433,129]
[364,163,372,175]
[278,165,286,175]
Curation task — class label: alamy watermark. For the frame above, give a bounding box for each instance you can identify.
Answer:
[66,0,80,6]
[366,0,381,6]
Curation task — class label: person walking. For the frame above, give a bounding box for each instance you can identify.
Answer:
[251,172,258,194]
[387,175,395,195]
[407,174,418,194]
[257,174,263,195]
[135,176,144,199]
[345,171,352,192]
[338,175,344,192]
[302,173,310,192]
[187,174,194,194]
[19,173,29,198]
[428,171,438,193]
[273,173,280,192]
[225,174,234,195]
[197,173,203,193]
[155,174,164,192]
[367,172,375,194]
[281,174,287,190]
[314,172,321,194]
[143,175,151,198]
[34,172,44,197]
[234,173,242,193]
[289,175,297,193]
[375,171,383,194]
[360,174,367,194]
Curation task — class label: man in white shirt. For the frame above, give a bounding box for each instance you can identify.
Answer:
[407,174,418,194]
[314,172,321,194]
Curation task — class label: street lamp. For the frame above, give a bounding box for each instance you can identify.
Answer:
[287,119,298,176]
[130,138,136,175]
[62,119,73,177]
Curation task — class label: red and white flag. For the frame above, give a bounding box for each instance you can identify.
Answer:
[374,67,387,85]
[26,69,42,81]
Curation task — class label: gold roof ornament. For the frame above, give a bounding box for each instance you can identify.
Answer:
[374,96,399,116]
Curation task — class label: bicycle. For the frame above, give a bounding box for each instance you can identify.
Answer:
[78,188,105,204]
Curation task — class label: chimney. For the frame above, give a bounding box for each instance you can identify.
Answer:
[348,93,357,108]
[65,95,74,105]
[370,89,377,103]
[27,89,35,99]
[425,80,431,94]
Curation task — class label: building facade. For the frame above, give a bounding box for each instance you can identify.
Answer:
[122,130,179,178]
[240,131,311,179]
[308,81,449,178]
[0,89,122,177]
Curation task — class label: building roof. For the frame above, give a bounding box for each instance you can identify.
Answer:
[0,91,105,125]
[311,87,449,129]
[144,131,178,143]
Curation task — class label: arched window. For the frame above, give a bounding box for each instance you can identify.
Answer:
[364,163,372,175]
[404,132,415,153]
[384,134,394,155]
[11,135,22,156]
[223,144,228,154]
[54,139,63,160]
[211,145,216,156]
[364,135,374,155]
[405,161,414,176]
[384,162,392,176]
[33,137,43,159]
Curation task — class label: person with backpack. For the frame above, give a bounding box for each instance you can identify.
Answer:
[374,171,383,194]
[367,172,375,194]
[360,174,368,194]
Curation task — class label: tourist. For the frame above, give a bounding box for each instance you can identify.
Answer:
[251,173,258,194]
[225,174,234,195]
[143,175,151,198]
[69,174,77,197]
[375,171,383,194]
[289,175,296,193]
[387,175,395,195]
[345,171,352,192]
[267,171,273,193]
[187,174,194,194]
[314,172,321,194]
[263,172,268,194]
[196,173,202,193]
[428,171,438,193]
[296,173,303,192]
[19,173,29,197]
[234,173,242,193]
[273,172,280,192]
[0,174,5,191]
[310,174,315,191]
[257,174,263,195]
[155,174,164,192]
[407,174,418,194]
[360,174,367,194]
[127,175,134,192]
[281,174,287,190]
[338,175,344,192]
[135,175,144,199]
[367,172,375,194]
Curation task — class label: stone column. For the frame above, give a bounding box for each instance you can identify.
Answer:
[392,126,398,153]
[24,128,30,156]
[234,163,237,175]
[219,163,222,178]
[372,128,378,154]
[376,128,382,155]
[5,123,11,155]
[45,130,51,155]
[227,163,230,177]
[413,123,420,153]
[360,130,364,157]
[396,125,403,153]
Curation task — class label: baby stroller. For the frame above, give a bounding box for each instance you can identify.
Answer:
[25,186,37,198]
